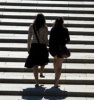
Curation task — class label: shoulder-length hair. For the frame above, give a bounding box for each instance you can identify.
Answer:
[53,17,64,28]
[33,13,46,31]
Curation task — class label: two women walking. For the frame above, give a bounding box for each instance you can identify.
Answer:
[25,13,70,88]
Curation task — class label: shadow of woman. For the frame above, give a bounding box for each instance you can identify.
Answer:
[22,85,45,100]
[44,86,68,100]
[22,86,68,100]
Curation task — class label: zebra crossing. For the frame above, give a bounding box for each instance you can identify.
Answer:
[0,0,94,99]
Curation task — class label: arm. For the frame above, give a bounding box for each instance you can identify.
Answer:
[27,25,32,53]
[66,28,70,43]
[44,26,49,46]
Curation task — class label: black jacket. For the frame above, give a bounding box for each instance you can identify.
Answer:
[49,27,70,46]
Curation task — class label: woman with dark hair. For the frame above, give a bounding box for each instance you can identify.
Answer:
[49,17,70,87]
[25,13,49,87]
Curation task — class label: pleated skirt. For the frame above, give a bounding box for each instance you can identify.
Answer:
[25,43,49,68]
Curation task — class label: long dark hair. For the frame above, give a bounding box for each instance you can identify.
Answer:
[53,17,64,28]
[33,13,46,31]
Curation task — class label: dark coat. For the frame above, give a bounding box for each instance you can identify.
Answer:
[49,27,70,47]
[49,26,70,57]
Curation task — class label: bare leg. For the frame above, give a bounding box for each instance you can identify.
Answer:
[33,66,39,86]
[40,66,45,78]
[54,57,63,87]
[53,56,58,79]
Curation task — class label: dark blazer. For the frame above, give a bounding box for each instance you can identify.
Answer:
[49,27,70,46]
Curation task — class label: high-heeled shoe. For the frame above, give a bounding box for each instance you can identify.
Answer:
[35,84,39,88]
[54,85,60,88]
[40,74,45,78]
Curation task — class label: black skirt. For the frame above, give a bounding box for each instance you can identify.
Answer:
[25,43,49,68]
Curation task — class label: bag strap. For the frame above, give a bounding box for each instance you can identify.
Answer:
[33,25,40,43]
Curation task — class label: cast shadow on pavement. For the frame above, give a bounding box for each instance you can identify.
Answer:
[22,85,68,100]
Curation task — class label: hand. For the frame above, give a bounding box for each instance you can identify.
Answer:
[54,56,57,59]
[27,47,30,54]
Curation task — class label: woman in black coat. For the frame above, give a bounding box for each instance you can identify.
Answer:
[49,17,70,87]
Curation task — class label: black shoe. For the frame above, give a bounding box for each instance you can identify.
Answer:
[54,85,60,88]
[35,84,39,88]
[40,74,45,78]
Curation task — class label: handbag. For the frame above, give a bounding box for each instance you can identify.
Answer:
[64,46,71,58]
[58,45,71,58]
